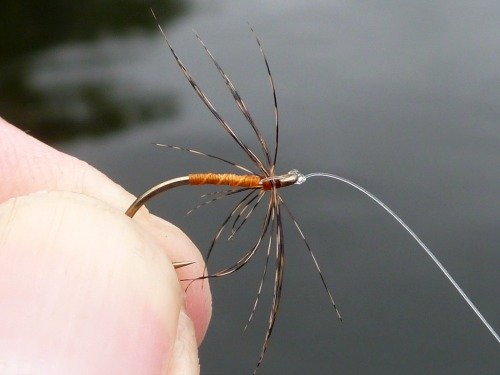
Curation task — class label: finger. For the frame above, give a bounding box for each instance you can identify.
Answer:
[0,191,197,373]
[133,213,211,344]
[0,117,132,210]
[167,310,200,374]
[0,117,212,343]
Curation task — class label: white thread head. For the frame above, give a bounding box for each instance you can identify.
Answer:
[288,169,306,184]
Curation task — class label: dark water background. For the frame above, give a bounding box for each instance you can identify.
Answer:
[2,1,499,374]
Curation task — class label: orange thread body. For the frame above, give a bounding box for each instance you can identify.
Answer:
[189,173,264,188]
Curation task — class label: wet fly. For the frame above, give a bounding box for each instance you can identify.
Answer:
[126,10,500,373]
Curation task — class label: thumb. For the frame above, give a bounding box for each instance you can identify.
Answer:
[0,191,199,374]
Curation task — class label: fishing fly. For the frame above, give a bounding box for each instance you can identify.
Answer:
[126,10,500,373]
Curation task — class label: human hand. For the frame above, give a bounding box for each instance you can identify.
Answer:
[0,117,212,374]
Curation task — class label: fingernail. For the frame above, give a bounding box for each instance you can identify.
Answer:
[166,310,199,374]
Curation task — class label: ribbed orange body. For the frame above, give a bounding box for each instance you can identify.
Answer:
[189,173,264,188]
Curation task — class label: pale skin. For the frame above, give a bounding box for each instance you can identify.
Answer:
[0,117,212,374]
